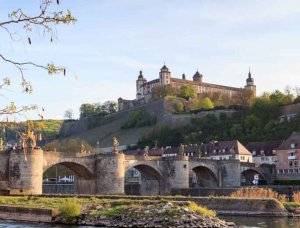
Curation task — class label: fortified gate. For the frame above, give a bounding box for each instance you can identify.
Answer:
[0,149,268,195]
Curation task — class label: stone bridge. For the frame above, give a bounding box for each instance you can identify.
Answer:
[0,149,269,195]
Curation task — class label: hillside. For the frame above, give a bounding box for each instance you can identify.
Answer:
[58,97,239,148]
[59,98,192,147]
[0,119,63,142]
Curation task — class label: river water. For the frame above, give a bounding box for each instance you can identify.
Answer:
[1,217,300,227]
[221,216,300,228]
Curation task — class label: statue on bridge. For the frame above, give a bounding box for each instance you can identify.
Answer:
[179,144,185,157]
[112,137,119,154]
[0,138,3,151]
[143,146,149,156]
[27,130,37,148]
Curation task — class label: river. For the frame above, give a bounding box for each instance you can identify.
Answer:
[1,217,300,227]
[221,216,300,228]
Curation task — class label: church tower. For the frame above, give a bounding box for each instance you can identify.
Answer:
[244,69,256,96]
[193,70,203,83]
[136,70,147,100]
[159,64,171,85]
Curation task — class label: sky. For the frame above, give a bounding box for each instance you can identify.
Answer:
[1,0,300,120]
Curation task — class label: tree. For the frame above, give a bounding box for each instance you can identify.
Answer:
[64,109,73,120]
[1,1,76,119]
[80,103,96,118]
[95,101,118,116]
[199,97,214,110]
[174,101,184,113]
[179,85,196,100]
[152,85,177,100]
[236,88,255,106]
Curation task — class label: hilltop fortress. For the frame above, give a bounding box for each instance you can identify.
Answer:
[118,64,256,111]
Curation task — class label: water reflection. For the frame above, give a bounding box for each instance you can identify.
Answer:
[221,216,300,228]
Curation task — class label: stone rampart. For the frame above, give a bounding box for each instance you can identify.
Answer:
[0,205,53,222]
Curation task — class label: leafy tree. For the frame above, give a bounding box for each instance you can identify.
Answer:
[64,109,74,120]
[152,85,177,100]
[199,97,214,110]
[79,103,96,118]
[294,96,300,104]
[269,90,293,105]
[174,101,184,113]
[0,1,76,118]
[95,101,118,116]
[179,85,196,100]
[235,88,255,106]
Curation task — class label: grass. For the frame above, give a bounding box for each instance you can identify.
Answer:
[0,196,97,209]
[230,187,286,203]
[188,201,216,217]
[284,202,300,208]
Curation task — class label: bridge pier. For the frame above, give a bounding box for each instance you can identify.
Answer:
[96,153,125,194]
[168,156,190,190]
[8,149,43,195]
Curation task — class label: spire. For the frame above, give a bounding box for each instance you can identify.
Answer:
[161,63,169,71]
[248,67,252,78]
[138,70,144,79]
[193,69,203,82]
[246,67,254,83]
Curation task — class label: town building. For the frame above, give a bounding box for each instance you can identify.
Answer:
[275,132,300,179]
[124,140,253,163]
[246,140,282,165]
[118,65,256,111]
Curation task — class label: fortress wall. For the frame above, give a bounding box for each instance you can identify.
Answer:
[279,103,300,115]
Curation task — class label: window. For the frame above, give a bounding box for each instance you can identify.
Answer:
[261,150,265,156]
[294,161,298,168]
[240,156,245,161]
[291,143,295,149]
[252,150,256,155]
[289,161,293,168]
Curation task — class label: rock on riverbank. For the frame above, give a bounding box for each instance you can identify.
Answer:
[56,201,236,227]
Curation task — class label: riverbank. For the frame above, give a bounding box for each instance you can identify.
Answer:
[0,195,297,226]
[0,196,234,227]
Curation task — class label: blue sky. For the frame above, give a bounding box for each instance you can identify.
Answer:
[1,0,300,120]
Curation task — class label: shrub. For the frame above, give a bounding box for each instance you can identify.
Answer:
[188,202,216,217]
[59,198,81,221]
[121,110,156,129]
[174,101,184,113]
[230,187,286,203]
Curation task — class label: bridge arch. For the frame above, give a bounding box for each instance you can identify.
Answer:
[125,163,166,195]
[43,161,95,194]
[191,166,218,187]
[43,161,94,180]
[241,168,266,185]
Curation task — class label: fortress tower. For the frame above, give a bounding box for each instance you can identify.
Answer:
[136,70,147,100]
[244,69,256,96]
[159,64,171,85]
